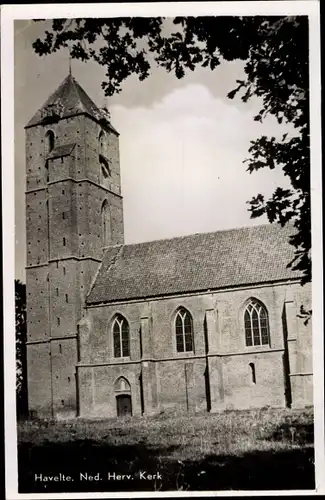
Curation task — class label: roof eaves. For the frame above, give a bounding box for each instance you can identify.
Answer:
[86,276,303,307]
[25,111,120,136]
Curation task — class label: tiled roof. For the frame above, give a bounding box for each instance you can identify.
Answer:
[47,143,76,159]
[86,223,303,305]
[25,74,118,134]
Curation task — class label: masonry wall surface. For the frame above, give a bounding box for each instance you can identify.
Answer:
[78,281,312,418]
[25,111,124,418]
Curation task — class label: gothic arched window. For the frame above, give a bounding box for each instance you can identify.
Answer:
[112,315,130,358]
[175,308,194,353]
[45,130,55,155]
[244,299,270,346]
[101,200,111,247]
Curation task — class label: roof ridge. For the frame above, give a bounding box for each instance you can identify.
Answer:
[86,245,123,300]
[102,243,124,250]
[44,74,71,107]
[106,245,124,271]
[72,76,97,114]
[115,222,295,249]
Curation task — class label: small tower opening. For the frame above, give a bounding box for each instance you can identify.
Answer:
[99,130,105,155]
[100,155,110,179]
[45,130,55,155]
[99,130,111,185]
[101,200,112,247]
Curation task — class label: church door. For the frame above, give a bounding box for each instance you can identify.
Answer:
[116,395,132,417]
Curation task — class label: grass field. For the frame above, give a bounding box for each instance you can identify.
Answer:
[17,407,314,492]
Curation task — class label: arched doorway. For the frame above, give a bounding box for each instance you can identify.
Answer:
[116,394,132,417]
[114,377,132,417]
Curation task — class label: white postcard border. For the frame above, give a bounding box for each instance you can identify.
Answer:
[1,1,323,498]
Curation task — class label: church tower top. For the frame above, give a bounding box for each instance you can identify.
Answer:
[25,73,118,135]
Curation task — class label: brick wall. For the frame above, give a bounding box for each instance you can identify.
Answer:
[25,112,124,418]
[78,281,312,417]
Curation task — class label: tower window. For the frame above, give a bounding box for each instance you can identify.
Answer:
[99,130,111,183]
[45,130,55,154]
[244,299,270,346]
[62,212,65,220]
[56,288,59,296]
[99,130,106,154]
[63,237,66,246]
[175,308,194,353]
[65,294,68,303]
[57,317,60,326]
[101,200,112,247]
[45,160,49,182]
[100,155,111,178]
[63,267,66,275]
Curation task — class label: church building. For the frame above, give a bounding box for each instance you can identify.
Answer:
[25,74,313,419]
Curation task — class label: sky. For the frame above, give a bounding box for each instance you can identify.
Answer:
[14,18,293,282]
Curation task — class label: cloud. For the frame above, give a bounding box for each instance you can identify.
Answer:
[14,21,295,278]
[111,83,292,244]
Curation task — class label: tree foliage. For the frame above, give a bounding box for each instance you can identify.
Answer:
[15,279,28,418]
[33,16,311,284]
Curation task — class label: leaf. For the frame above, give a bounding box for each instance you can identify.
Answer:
[227,89,238,100]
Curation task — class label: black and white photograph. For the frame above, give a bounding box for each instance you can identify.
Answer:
[2,1,324,498]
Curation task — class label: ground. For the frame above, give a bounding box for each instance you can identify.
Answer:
[17,407,314,492]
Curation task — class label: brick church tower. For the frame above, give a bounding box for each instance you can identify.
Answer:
[25,74,124,418]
